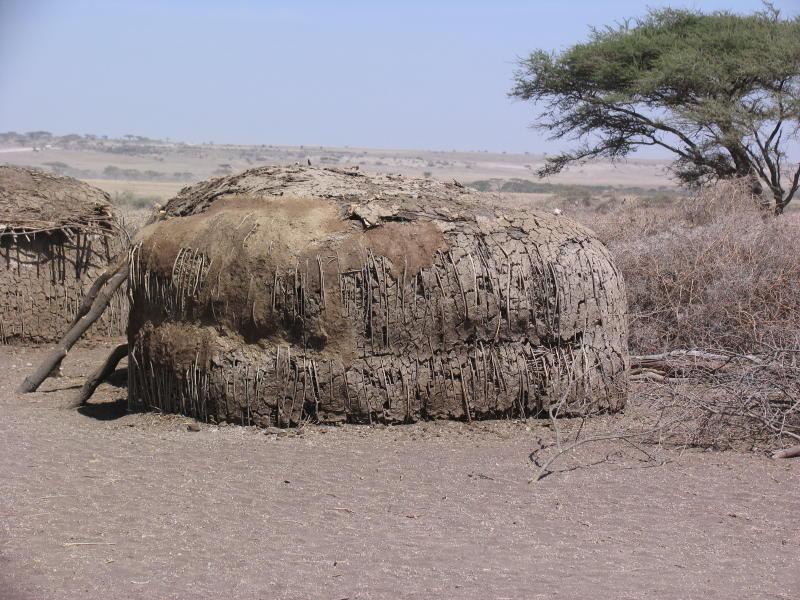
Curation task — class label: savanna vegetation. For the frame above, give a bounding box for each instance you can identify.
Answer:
[512,4,800,455]
[512,4,800,213]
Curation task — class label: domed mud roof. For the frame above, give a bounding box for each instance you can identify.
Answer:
[0,166,118,236]
[165,165,543,224]
[130,166,629,425]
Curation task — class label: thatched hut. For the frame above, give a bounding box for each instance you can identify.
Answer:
[0,166,127,343]
[128,166,628,425]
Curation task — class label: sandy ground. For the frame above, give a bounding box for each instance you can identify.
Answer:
[1,343,798,600]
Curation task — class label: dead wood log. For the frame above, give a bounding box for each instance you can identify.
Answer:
[18,263,130,393]
[772,445,800,459]
[632,350,729,374]
[67,343,128,409]
[629,371,669,383]
[630,349,767,379]
[633,350,732,363]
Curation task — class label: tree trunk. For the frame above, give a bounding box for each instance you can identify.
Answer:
[18,263,130,393]
[773,189,786,215]
[68,343,128,409]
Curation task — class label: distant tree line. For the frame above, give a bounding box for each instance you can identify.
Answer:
[102,166,194,181]
[40,161,194,182]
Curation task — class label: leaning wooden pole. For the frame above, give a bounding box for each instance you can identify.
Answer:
[65,260,119,331]
[18,262,130,393]
[67,343,129,409]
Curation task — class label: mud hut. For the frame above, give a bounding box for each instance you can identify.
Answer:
[0,166,127,344]
[127,166,628,425]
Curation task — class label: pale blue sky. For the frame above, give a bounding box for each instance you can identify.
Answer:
[0,0,797,153]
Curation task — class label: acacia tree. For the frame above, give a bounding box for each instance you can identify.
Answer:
[511,5,800,213]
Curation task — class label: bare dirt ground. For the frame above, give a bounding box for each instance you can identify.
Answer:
[1,343,798,600]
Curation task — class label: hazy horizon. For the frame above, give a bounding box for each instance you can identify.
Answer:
[1,0,797,155]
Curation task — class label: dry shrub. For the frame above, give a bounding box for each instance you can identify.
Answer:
[634,352,800,451]
[598,180,800,354]
[678,177,764,226]
[594,179,800,451]
[533,180,800,462]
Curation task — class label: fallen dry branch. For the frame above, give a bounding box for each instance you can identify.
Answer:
[18,262,130,393]
[529,414,685,482]
[635,348,800,450]
[630,349,764,379]
[532,346,800,481]
[772,445,800,459]
[68,343,128,409]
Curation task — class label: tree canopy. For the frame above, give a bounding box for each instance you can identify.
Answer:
[511,5,800,212]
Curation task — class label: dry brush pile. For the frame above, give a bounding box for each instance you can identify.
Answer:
[527,181,799,479]
[591,180,800,453]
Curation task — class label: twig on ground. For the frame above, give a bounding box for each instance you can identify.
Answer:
[62,542,116,547]
[529,414,688,483]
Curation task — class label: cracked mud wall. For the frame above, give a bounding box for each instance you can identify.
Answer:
[127,167,628,425]
[0,232,127,344]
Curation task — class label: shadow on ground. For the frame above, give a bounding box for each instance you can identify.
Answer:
[76,367,129,421]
